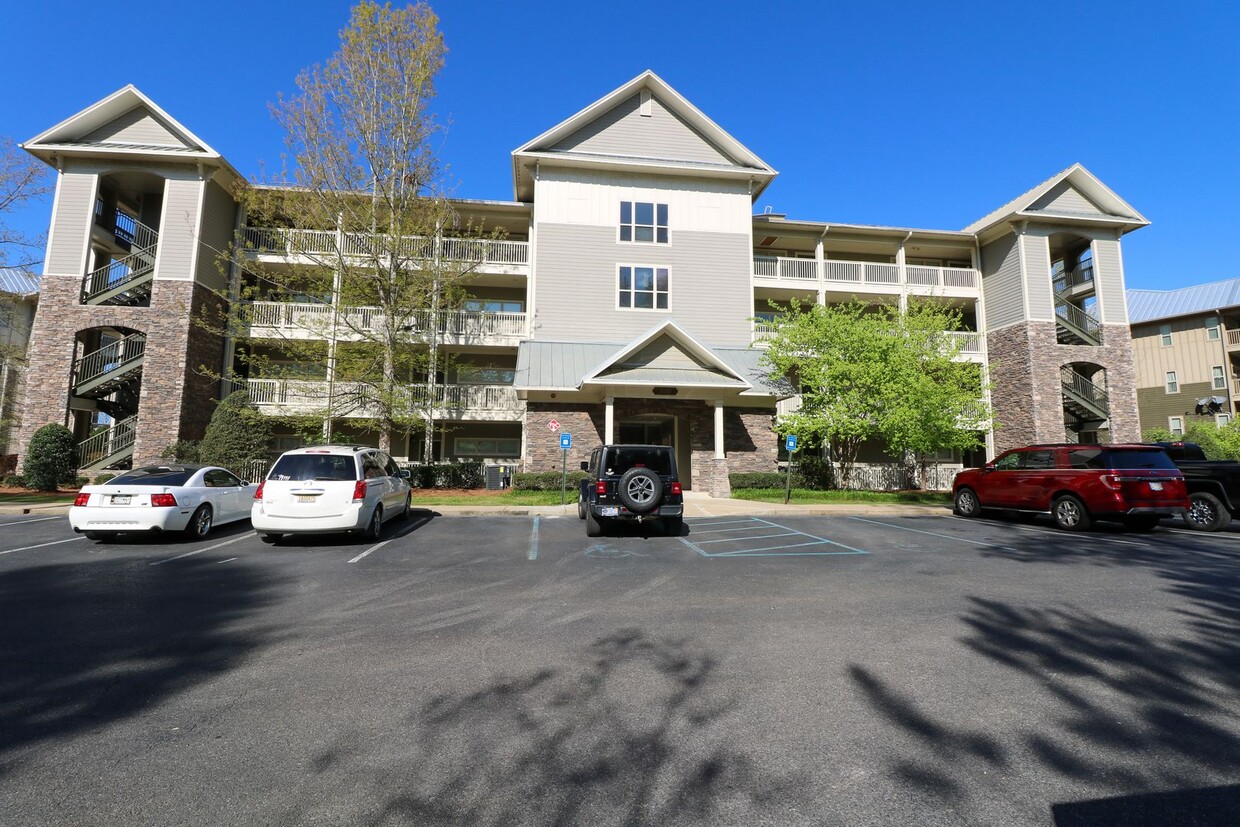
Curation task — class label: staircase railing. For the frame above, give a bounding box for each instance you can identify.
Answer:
[1054,295,1102,344]
[73,334,147,389]
[81,244,157,303]
[77,415,138,469]
[1062,370,1109,416]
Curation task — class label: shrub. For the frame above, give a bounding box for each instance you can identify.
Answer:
[3,474,27,489]
[24,424,77,491]
[796,455,835,490]
[161,439,201,463]
[73,476,90,488]
[404,462,486,489]
[93,473,116,484]
[513,470,588,491]
[198,391,273,475]
[729,472,800,490]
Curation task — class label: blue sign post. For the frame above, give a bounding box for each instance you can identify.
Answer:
[559,433,572,504]
[784,435,799,504]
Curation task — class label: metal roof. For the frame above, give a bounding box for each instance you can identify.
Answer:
[1127,277,1240,324]
[0,267,40,296]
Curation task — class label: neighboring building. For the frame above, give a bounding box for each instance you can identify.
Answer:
[15,72,1151,492]
[0,267,40,458]
[1127,278,1240,436]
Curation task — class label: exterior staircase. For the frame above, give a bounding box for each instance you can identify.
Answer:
[72,334,145,472]
[1061,369,1109,427]
[1054,291,1102,346]
[77,415,138,472]
[71,333,146,397]
[81,219,159,306]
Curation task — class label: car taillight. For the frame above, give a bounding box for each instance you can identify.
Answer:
[74,493,90,507]
[670,482,682,495]
[150,493,177,507]
[352,481,368,502]
[596,481,607,495]
[1100,474,1121,490]
[254,481,265,499]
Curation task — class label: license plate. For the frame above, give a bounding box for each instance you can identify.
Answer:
[1149,481,1163,491]
[111,495,131,505]
[599,506,619,517]
[296,495,317,503]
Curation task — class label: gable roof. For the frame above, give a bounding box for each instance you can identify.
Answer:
[511,71,777,201]
[1127,276,1240,325]
[964,163,1149,239]
[22,86,240,181]
[580,320,749,389]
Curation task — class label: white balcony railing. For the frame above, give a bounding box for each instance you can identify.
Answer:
[945,331,983,356]
[755,257,978,290]
[242,227,529,268]
[243,302,527,340]
[245,379,521,415]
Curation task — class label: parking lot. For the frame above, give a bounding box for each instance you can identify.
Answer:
[2,509,1238,826]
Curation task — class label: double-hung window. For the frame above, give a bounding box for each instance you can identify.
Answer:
[1159,324,1172,346]
[1206,316,1221,340]
[1169,416,1184,436]
[1213,365,1227,390]
[618,265,669,310]
[1165,371,1179,393]
[620,201,668,243]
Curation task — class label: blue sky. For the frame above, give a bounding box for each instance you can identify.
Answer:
[4,0,1236,290]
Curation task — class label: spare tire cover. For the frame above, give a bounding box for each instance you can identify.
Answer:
[617,467,663,514]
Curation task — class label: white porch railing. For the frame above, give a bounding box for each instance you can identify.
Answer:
[945,331,983,355]
[244,302,527,339]
[245,379,521,413]
[825,260,900,285]
[755,257,979,290]
[242,227,530,267]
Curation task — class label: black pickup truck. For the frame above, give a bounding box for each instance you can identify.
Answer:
[1152,442,1240,531]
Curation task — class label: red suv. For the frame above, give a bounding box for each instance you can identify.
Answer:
[952,444,1189,531]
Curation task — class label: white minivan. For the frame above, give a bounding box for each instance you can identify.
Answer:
[251,445,412,544]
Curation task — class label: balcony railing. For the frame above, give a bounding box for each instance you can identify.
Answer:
[245,379,521,414]
[945,331,983,356]
[1052,264,1095,294]
[242,227,529,267]
[73,333,146,388]
[243,302,527,340]
[754,256,978,289]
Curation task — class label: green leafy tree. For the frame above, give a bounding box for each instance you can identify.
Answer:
[198,391,272,476]
[760,299,989,488]
[1145,420,1240,460]
[226,1,501,459]
[23,423,76,490]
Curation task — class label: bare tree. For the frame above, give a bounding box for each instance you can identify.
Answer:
[0,135,52,268]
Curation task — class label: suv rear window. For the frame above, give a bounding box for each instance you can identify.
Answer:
[268,454,359,482]
[111,467,195,486]
[1069,447,1177,471]
[603,447,674,476]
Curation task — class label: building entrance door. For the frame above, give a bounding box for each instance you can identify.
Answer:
[616,414,690,490]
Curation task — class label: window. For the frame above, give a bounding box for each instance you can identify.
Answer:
[1218,414,1232,427]
[1206,316,1220,340]
[619,265,670,310]
[992,452,1022,470]
[1165,371,1179,393]
[1169,416,1184,436]
[1213,365,1227,390]
[463,299,524,313]
[454,437,520,457]
[1160,324,1172,346]
[620,201,668,243]
[1023,449,1056,469]
[457,366,516,385]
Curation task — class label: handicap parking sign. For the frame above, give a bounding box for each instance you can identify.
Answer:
[785,435,798,452]
[560,433,572,449]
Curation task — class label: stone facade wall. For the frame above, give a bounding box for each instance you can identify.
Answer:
[986,320,1141,454]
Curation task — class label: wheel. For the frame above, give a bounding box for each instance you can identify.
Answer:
[578,496,587,520]
[953,487,981,518]
[84,531,116,541]
[663,516,683,536]
[360,506,383,542]
[617,467,663,514]
[399,491,411,520]
[185,504,213,539]
[1124,515,1162,532]
[1053,495,1091,531]
[260,533,283,545]
[1185,491,1231,532]
[586,508,603,538]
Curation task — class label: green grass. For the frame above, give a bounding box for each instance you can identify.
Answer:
[412,489,573,506]
[0,492,78,505]
[730,488,951,505]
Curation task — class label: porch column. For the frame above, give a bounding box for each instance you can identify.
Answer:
[605,396,614,443]
[713,401,725,459]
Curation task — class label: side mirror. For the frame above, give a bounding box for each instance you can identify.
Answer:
[241,481,251,487]
[579,461,589,471]
[399,469,411,479]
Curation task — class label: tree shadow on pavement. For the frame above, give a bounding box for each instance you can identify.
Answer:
[0,558,283,768]
[301,628,810,826]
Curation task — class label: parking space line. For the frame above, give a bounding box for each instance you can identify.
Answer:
[849,516,1017,551]
[945,515,1156,547]
[715,540,861,555]
[688,519,758,528]
[679,517,867,557]
[696,531,797,545]
[0,536,86,555]
[150,533,254,565]
[1163,527,1240,541]
[528,516,540,561]
[0,516,63,528]
[348,539,391,564]
[690,524,784,535]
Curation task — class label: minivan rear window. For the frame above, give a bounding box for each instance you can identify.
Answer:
[604,447,673,476]
[268,454,358,482]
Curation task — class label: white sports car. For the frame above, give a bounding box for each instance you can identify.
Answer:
[70,465,259,541]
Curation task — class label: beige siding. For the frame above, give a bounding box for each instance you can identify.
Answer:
[155,177,203,280]
[980,234,1023,330]
[195,180,237,290]
[1030,182,1104,215]
[45,171,97,276]
[82,107,185,147]
[552,94,734,166]
[533,223,753,346]
[1022,233,1054,321]
[1093,238,1127,323]
[1137,381,1214,434]
[1131,317,1231,387]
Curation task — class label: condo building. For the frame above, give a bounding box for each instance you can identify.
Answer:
[15,72,1151,493]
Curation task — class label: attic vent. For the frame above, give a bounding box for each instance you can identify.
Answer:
[758,236,779,247]
[640,90,652,117]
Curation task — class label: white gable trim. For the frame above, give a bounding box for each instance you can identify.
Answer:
[580,320,752,389]
[26,85,219,156]
[964,163,1149,237]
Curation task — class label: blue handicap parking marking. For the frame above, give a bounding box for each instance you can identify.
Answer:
[678,517,867,558]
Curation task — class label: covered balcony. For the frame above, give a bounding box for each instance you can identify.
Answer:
[241,302,528,346]
[245,378,524,422]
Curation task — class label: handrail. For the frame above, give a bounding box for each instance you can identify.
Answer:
[1053,264,1094,293]
[1061,369,1109,410]
[1054,296,1102,339]
[81,244,157,303]
[73,334,146,386]
[76,415,138,468]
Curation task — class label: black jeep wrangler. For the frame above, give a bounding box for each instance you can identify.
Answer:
[578,444,684,536]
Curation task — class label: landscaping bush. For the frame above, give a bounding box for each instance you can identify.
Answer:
[3,474,27,489]
[405,462,485,489]
[198,391,272,474]
[74,476,90,488]
[160,439,201,463]
[93,473,116,484]
[796,455,835,490]
[24,424,77,491]
[513,470,588,491]
[730,472,801,490]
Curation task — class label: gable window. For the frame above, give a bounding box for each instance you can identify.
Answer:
[620,201,668,243]
[1213,365,1227,390]
[1160,324,1172,346]
[1165,371,1179,394]
[1169,416,1184,436]
[1206,316,1221,340]
[619,265,669,310]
